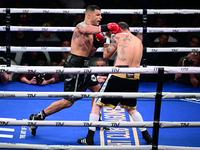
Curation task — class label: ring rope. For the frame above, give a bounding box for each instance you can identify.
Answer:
[3,143,200,150]
[1,26,200,33]
[1,66,200,74]
[0,143,151,150]
[0,91,200,99]
[0,119,200,128]
[0,46,200,53]
[1,8,200,14]
[147,47,200,53]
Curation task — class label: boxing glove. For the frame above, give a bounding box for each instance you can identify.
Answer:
[100,23,120,34]
[96,32,105,43]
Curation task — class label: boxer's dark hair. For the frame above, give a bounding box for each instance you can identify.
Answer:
[85,5,101,14]
[118,22,130,31]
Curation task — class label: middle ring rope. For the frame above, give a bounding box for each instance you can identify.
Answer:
[0,119,200,128]
[1,66,200,74]
[0,91,200,99]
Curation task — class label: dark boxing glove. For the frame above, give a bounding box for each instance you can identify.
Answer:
[100,23,120,34]
[96,32,105,43]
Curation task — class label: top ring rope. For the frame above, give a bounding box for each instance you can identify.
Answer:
[0,8,143,14]
[1,26,200,33]
[1,8,200,14]
[0,46,200,53]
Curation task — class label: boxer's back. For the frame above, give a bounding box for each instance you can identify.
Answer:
[114,32,143,68]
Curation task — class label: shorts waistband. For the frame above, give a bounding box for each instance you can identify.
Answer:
[115,65,129,68]
[112,66,140,80]
[67,53,90,67]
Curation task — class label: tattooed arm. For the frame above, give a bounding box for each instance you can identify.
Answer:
[77,22,100,34]
[103,35,119,59]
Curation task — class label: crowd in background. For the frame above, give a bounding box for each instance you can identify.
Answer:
[0,0,200,85]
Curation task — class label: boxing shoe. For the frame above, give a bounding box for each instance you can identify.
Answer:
[29,112,45,136]
[29,114,38,136]
[77,137,94,145]
[142,130,152,144]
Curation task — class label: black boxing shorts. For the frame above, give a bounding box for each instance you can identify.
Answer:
[95,65,139,110]
[89,74,99,87]
[63,53,98,101]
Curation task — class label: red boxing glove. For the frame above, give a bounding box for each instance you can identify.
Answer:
[100,23,120,34]
[107,23,120,34]
[96,33,105,43]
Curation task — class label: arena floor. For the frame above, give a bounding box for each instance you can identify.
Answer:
[0,81,200,149]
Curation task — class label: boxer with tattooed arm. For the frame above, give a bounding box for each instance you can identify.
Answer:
[28,5,119,137]
[78,22,152,145]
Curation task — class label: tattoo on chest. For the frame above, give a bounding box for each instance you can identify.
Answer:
[118,45,127,61]
[123,35,131,42]
[72,32,79,41]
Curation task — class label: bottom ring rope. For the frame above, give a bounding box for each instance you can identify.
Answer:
[0,142,200,150]
[0,119,200,128]
[1,120,200,149]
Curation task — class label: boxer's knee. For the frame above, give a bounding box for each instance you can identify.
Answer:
[62,98,74,108]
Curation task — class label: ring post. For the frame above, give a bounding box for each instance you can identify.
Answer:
[152,68,164,150]
[142,8,147,67]
[6,8,11,67]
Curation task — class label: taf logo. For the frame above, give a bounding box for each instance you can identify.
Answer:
[28,70,36,73]
[27,94,36,97]
[43,10,49,13]
[192,49,198,52]
[41,47,47,50]
[21,46,27,49]
[28,122,36,126]
[42,28,48,31]
[111,123,120,127]
[112,68,119,73]
[151,49,158,52]
[63,11,70,14]
[0,121,9,125]
[0,69,8,73]
[84,69,92,73]
[103,11,110,14]
[56,70,64,73]
[56,122,64,126]
[172,30,179,32]
[23,10,29,13]
[181,68,189,71]
[133,29,140,32]
[180,123,189,127]
[83,122,92,126]
[172,49,178,52]
[81,94,90,98]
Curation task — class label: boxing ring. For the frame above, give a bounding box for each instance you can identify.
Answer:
[0,8,200,150]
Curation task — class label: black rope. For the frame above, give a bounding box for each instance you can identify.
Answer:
[152,68,164,150]
[6,8,11,67]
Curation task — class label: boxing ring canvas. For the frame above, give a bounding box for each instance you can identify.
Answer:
[0,81,200,148]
